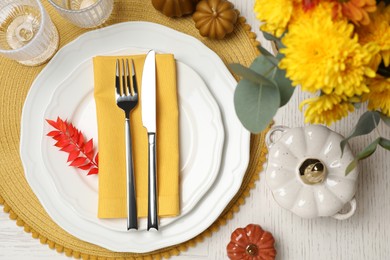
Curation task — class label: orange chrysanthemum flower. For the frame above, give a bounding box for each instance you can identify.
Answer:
[333,0,377,25]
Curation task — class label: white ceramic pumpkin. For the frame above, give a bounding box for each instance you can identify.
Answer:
[265,125,359,220]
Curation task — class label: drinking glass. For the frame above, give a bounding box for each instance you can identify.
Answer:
[48,0,114,28]
[0,0,59,66]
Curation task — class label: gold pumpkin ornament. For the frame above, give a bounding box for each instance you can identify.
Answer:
[193,0,238,39]
[151,0,200,17]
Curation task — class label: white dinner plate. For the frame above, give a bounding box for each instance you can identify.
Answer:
[20,21,250,252]
[42,50,225,231]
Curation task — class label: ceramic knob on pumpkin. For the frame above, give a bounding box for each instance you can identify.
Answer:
[152,0,200,17]
[265,125,359,220]
[193,0,238,39]
[227,224,276,260]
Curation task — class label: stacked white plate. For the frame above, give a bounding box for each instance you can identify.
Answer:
[20,22,250,253]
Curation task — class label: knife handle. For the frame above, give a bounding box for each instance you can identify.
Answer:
[147,133,158,231]
[125,119,138,230]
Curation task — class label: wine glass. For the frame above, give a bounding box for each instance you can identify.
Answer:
[0,0,59,66]
[48,0,114,28]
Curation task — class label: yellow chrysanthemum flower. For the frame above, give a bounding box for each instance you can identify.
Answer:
[364,76,390,116]
[356,2,390,68]
[300,93,355,125]
[279,2,377,97]
[254,0,298,37]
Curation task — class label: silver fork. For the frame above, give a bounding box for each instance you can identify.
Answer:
[115,59,138,230]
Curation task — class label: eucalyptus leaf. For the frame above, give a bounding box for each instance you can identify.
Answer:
[355,138,380,161]
[340,111,381,154]
[345,138,380,175]
[262,31,279,42]
[345,159,358,175]
[274,68,295,107]
[230,63,274,85]
[380,112,390,127]
[261,31,285,49]
[379,137,390,150]
[250,55,276,77]
[234,78,280,133]
[276,53,285,61]
[257,45,279,66]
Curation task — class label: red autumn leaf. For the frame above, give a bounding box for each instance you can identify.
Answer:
[46,117,99,175]
[52,133,64,141]
[85,152,94,162]
[67,150,80,162]
[95,153,99,165]
[84,139,93,154]
[70,157,87,167]
[87,168,98,175]
[77,132,84,148]
[46,119,58,129]
[58,118,67,133]
[47,130,60,137]
[68,123,75,137]
[78,162,93,170]
[60,144,76,153]
[55,139,69,148]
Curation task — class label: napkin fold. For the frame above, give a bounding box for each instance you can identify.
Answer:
[93,54,180,218]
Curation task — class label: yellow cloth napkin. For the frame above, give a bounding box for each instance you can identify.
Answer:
[93,54,180,218]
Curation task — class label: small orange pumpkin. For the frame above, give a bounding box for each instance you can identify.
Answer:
[192,0,238,39]
[151,0,200,17]
[227,224,277,260]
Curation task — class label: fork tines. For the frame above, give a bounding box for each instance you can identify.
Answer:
[115,59,138,98]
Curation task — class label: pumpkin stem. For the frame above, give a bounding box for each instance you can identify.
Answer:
[211,7,218,17]
[246,244,258,256]
[299,158,326,185]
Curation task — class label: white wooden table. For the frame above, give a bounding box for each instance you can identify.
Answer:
[1,1,390,259]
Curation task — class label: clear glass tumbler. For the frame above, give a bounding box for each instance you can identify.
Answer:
[0,0,59,66]
[48,0,114,28]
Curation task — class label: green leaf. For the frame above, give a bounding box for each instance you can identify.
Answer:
[250,55,276,76]
[230,63,274,85]
[379,112,390,127]
[261,31,285,49]
[234,78,280,133]
[257,45,279,66]
[274,68,295,107]
[345,160,358,175]
[379,137,390,150]
[340,111,380,154]
[356,138,380,160]
[248,55,293,107]
[276,53,285,61]
[262,31,279,42]
[346,138,380,175]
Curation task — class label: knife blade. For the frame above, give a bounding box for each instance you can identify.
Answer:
[141,50,158,231]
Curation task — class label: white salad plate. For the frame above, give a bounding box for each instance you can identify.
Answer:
[43,53,225,231]
[20,21,250,253]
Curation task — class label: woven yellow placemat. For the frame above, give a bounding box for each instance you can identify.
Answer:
[0,0,268,259]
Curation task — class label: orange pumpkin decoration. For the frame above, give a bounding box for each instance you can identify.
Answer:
[192,0,238,39]
[227,224,277,260]
[151,0,200,17]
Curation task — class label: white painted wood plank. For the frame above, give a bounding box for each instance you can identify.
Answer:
[1,1,389,259]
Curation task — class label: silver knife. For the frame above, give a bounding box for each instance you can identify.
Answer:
[141,50,158,231]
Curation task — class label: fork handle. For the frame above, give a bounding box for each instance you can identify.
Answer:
[147,133,158,231]
[125,119,138,230]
